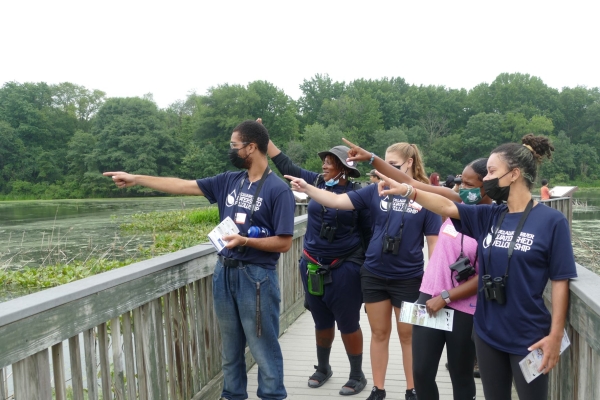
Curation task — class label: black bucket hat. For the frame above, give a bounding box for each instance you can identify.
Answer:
[317,145,361,178]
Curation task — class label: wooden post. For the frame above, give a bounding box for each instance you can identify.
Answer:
[13,349,52,400]
[110,317,126,400]
[51,343,67,400]
[122,312,138,400]
[98,323,112,400]
[83,328,99,400]
[68,335,85,400]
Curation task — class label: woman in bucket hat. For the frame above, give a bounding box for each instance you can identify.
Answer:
[267,139,372,396]
[285,142,441,400]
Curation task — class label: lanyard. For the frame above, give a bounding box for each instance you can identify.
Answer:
[484,199,534,279]
[458,233,478,265]
[232,167,270,229]
[383,195,410,239]
[319,180,353,232]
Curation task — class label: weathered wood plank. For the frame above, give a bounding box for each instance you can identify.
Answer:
[190,371,224,400]
[179,286,191,400]
[38,349,52,400]
[132,307,148,400]
[163,293,178,400]
[97,323,112,400]
[141,303,161,400]
[51,343,67,400]
[0,367,6,400]
[122,312,138,400]
[68,335,85,400]
[187,282,200,394]
[110,317,126,400]
[13,349,52,400]
[83,328,99,400]
[153,298,168,400]
[193,279,209,387]
[170,290,183,399]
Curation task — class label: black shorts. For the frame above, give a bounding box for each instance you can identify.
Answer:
[360,266,422,308]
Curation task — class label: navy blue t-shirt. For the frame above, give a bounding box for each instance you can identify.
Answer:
[197,170,295,269]
[299,170,371,259]
[347,184,441,279]
[452,202,577,355]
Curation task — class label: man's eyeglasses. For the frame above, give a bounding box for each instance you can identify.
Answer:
[230,142,249,149]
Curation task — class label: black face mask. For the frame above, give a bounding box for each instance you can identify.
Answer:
[482,170,512,202]
[228,148,249,169]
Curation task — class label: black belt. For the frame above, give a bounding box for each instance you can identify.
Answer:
[218,255,244,268]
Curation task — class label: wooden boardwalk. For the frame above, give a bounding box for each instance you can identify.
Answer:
[246,309,484,399]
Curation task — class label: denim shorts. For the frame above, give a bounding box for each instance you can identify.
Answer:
[360,266,422,308]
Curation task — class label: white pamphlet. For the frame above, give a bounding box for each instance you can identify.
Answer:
[399,301,454,331]
[518,330,571,383]
[207,216,240,252]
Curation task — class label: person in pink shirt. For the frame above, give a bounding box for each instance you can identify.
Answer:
[411,158,491,400]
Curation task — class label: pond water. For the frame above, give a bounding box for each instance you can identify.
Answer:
[0,196,209,270]
[571,191,600,272]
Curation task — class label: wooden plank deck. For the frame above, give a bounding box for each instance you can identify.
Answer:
[246,309,484,399]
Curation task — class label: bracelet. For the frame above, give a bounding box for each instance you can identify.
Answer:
[400,183,413,198]
[369,152,376,165]
[413,188,418,202]
[242,237,249,246]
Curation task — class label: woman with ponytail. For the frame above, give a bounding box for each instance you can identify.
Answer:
[285,142,441,400]
[359,134,576,400]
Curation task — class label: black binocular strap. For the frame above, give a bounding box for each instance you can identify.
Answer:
[383,196,410,239]
[484,199,534,279]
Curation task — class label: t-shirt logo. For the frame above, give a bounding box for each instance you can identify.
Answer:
[380,196,391,211]
[483,227,494,248]
[226,189,237,207]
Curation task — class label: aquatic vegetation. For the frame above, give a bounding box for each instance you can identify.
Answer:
[0,207,219,292]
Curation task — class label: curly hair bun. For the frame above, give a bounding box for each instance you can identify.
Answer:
[521,134,554,163]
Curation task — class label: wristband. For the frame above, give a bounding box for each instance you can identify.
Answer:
[369,153,376,165]
[242,237,249,246]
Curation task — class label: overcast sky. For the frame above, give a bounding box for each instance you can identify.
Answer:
[1,0,598,109]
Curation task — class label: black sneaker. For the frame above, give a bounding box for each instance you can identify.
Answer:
[405,388,417,400]
[366,386,386,400]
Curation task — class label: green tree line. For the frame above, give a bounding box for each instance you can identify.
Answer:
[1,73,599,198]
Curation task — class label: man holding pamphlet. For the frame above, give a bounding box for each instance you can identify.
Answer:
[104,120,295,400]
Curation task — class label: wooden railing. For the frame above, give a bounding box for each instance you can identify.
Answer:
[540,197,600,399]
[0,215,307,400]
[546,264,600,399]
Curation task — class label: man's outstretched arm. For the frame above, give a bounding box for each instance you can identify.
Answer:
[103,171,203,196]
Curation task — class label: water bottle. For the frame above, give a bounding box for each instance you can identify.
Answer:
[247,226,272,238]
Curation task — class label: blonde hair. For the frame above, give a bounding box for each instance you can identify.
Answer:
[386,143,430,184]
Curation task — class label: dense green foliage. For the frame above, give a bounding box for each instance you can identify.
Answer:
[1,73,599,198]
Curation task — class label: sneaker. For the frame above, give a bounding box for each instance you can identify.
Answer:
[405,388,417,400]
[366,386,386,400]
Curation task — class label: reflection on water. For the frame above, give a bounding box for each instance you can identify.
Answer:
[0,197,210,270]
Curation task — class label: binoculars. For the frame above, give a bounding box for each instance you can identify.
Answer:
[320,222,337,243]
[382,235,401,255]
[482,274,506,305]
[449,257,476,282]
